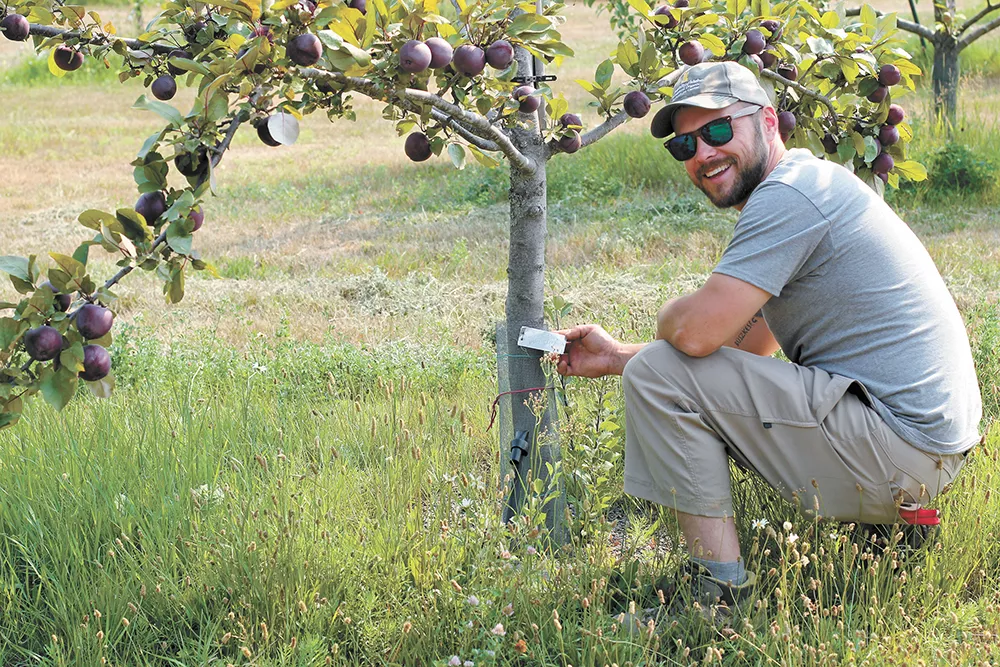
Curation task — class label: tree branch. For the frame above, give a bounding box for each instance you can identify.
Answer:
[959,1,1000,35]
[430,109,500,152]
[579,110,628,149]
[299,68,534,172]
[844,7,938,41]
[760,69,838,120]
[958,12,1000,48]
[25,22,175,55]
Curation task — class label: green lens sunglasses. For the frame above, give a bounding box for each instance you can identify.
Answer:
[664,105,761,161]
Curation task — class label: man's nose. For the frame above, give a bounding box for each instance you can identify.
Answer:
[692,134,721,163]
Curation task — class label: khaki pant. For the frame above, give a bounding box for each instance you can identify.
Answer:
[622,341,965,523]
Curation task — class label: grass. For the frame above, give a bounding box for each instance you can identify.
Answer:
[2,1,1000,663]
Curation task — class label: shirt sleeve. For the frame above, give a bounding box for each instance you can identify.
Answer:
[713,182,832,297]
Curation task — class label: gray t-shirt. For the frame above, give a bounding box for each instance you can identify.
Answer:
[714,148,981,455]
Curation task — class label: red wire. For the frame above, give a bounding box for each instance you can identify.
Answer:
[486,386,556,432]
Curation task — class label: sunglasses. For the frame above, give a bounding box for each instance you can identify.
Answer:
[664,105,761,161]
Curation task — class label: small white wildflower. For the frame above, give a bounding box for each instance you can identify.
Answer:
[829,532,839,540]
[526,546,537,556]
[466,621,473,628]
[783,521,793,531]
[801,555,810,567]
[448,657,461,667]
[491,623,505,636]
[460,498,473,509]
[787,533,799,545]
[752,518,768,530]
[464,662,474,667]
[467,595,479,607]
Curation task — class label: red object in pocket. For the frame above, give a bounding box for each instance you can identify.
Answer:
[898,506,940,526]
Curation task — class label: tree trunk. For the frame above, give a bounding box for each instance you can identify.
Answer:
[498,47,566,544]
[932,38,960,126]
[932,0,960,125]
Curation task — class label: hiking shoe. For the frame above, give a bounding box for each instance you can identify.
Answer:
[615,561,757,634]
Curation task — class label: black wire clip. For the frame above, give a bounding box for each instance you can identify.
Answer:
[511,75,557,84]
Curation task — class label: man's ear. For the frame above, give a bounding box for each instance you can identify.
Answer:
[760,106,780,140]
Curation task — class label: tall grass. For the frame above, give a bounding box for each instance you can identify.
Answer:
[1,317,998,664]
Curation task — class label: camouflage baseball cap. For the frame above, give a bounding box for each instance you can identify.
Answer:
[650,61,773,138]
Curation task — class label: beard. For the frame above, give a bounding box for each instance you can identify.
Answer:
[696,122,769,209]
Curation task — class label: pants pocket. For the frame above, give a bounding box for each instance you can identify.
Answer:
[877,431,963,506]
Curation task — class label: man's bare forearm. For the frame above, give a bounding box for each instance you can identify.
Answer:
[610,343,649,375]
[724,311,781,356]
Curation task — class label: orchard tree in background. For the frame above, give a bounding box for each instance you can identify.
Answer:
[846,0,1000,124]
[1,0,927,539]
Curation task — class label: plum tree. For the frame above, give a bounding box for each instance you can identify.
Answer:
[1,0,930,540]
[845,0,1000,123]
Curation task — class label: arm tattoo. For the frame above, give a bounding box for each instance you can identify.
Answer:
[733,311,762,348]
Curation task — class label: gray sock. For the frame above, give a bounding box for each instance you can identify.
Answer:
[692,557,747,586]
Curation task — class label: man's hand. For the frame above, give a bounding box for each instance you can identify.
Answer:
[554,324,626,378]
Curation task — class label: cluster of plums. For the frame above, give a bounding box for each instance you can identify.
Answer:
[398,37,515,77]
[23,295,114,382]
[3,14,87,71]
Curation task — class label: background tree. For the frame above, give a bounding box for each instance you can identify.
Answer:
[845,0,1000,124]
[1,0,926,539]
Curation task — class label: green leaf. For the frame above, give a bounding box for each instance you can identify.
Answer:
[447,144,467,170]
[166,266,185,304]
[575,79,597,93]
[87,373,115,399]
[699,33,727,57]
[116,209,154,244]
[0,395,22,430]
[863,136,879,163]
[468,145,501,168]
[0,256,31,281]
[860,4,878,27]
[894,160,927,181]
[39,366,79,412]
[806,36,835,55]
[166,221,193,255]
[72,242,92,267]
[132,94,184,127]
[168,56,212,76]
[49,253,86,280]
[595,59,614,89]
[79,209,117,231]
[60,341,86,374]
[0,318,22,350]
[626,0,651,18]
[837,139,857,162]
[616,40,639,76]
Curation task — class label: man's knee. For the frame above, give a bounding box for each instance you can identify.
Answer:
[622,339,688,395]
